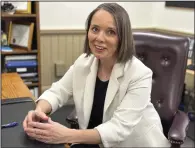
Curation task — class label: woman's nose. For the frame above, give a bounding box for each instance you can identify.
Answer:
[96,31,105,42]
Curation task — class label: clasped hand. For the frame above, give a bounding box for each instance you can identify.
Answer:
[23,110,71,144]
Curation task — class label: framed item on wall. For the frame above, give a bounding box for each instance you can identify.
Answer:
[165,1,194,9]
[11,2,31,14]
[8,21,34,51]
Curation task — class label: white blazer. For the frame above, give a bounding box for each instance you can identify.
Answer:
[38,54,170,147]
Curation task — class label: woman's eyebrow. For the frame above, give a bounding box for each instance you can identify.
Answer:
[107,27,117,31]
[90,24,116,31]
[91,24,99,27]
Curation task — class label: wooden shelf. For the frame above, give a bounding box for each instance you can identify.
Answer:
[1,14,36,18]
[26,83,39,87]
[1,49,38,55]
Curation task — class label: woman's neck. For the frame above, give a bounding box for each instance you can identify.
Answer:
[98,57,116,81]
[99,58,116,73]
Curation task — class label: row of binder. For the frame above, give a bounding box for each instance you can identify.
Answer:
[5,55,38,74]
[6,66,37,73]
[6,60,37,67]
[4,55,38,84]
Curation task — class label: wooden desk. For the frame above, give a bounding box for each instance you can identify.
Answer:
[1,73,34,99]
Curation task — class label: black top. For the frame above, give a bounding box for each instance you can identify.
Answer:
[87,77,109,129]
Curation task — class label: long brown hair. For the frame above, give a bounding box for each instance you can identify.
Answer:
[83,3,135,63]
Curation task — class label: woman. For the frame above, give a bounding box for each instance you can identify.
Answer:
[23,3,170,147]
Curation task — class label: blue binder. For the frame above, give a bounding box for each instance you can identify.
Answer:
[5,60,37,68]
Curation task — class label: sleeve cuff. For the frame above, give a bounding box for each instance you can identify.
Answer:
[95,124,119,147]
[35,92,59,114]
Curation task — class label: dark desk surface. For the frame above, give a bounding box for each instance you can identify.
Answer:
[1,98,64,148]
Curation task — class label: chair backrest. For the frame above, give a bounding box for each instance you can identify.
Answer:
[133,31,189,136]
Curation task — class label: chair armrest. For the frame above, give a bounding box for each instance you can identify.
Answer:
[66,108,79,128]
[168,110,190,145]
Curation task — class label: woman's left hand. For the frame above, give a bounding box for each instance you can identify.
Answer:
[24,118,70,144]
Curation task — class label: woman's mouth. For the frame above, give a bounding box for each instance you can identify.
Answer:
[95,45,105,51]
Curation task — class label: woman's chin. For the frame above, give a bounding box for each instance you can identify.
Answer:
[92,51,107,60]
[95,55,101,59]
[93,54,104,59]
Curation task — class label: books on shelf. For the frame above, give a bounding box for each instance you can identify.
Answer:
[7,66,37,73]
[4,54,39,84]
[5,55,37,61]
[23,77,38,84]
[18,72,38,78]
[30,87,38,99]
[5,60,37,67]
[21,73,38,86]
[4,55,38,73]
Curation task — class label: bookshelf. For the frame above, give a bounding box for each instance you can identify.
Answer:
[1,50,38,55]
[1,2,41,98]
[2,14,37,18]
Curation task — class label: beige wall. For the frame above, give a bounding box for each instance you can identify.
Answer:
[152,2,194,34]
[40,30,85,91]
[40,2,194,34]
[39,2,152,29]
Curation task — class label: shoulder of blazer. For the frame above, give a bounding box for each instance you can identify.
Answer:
[73,53,95,69]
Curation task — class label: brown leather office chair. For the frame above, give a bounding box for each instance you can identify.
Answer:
[66,31,190,147]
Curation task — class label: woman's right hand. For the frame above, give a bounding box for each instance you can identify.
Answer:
[23,109,49,130]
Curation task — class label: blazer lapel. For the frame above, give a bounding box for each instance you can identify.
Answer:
[83,58,98,128]
[103,63,124,119]
[83,58,125,128]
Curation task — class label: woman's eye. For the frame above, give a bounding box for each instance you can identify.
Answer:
[108,30,116,35]
[92,27,98,32]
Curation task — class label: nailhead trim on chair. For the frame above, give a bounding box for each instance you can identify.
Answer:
[67,121,78,124]
[168,139,183,145]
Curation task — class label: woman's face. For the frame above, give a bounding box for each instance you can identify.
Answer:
[88,9,119,61]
